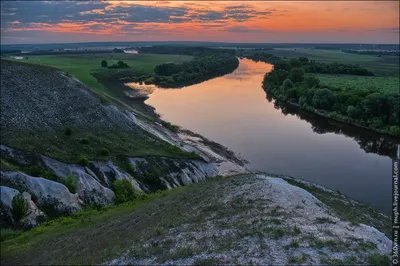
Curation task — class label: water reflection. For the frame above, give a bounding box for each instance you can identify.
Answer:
[145,58,395,212]
[267,95,399,158]
[125,82,158,97]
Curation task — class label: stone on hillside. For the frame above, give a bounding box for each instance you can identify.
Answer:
[42,157,115,206]
[21,192,46,228]
[0,185,20,209]
[1,171,82,215]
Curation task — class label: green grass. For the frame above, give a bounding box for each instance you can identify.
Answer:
[0,188,187,265]
[2,128,201,164]
[0,174,391,265]
[0,229,23,243]
[267,48,399,76]
[317,74,399,93]
[13,53,192,94]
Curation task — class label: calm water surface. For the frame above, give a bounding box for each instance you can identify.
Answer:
[145,59,398,213]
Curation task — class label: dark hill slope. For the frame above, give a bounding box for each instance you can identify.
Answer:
[0,60,198,163]
[1,60,136,132]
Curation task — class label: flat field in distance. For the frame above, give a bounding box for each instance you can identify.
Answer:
[12,53,192,94]
[268,48,399,76]
[316,74,400,93]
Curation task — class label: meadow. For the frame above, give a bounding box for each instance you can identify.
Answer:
[316,74,399,93]
[13,53,192,94]
[268,48,399,76]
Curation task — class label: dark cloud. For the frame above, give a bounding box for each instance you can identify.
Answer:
[1,1,109,25]
[103,4,189,23]
[1,1,279,30]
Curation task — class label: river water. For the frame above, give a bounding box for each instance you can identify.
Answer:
[144,58,398,213]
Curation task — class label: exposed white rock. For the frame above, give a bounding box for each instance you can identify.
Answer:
[133,117,248,176]
[1,171,82,214]
[42,156,115,205]
[127,157,218,188]
[108,174,391,265]
[0,185,20,209]
[178,133,247,175]
[90,160,143,192]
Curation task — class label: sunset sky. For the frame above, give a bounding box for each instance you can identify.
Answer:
[1,1,399,44]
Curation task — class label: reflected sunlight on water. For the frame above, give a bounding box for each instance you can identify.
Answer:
[145,58,394,212]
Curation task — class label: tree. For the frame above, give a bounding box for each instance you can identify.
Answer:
[280,78,294,93]
[273,61,292,71]
[263,69,289,90]
[298,57,309,65]
[304,75,320,88]
[101,60,108,68]
[289,58,301,68]
[288,67,305,83]
[12,194,28,223]
[312,88,334,110]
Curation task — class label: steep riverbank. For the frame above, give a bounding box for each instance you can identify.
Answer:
[0,60,246,229]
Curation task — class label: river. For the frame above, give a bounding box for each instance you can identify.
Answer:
[143,58,398,213]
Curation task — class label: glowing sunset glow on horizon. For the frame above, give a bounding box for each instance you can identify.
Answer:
[1,1,399,44]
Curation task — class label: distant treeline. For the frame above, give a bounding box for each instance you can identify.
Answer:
[251,48,274,51]
[245,53,281,63]
[314,46,341,50]
[247,54,374,76]
[262,58,399,136]
[138,46,236,56]
[0,49,22,55]
[342,49,400,56]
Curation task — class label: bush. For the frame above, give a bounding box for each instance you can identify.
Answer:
[64,126,72,136]
[26,166,57,181]
[77,154,89,166]
[161,121,179,132]
[167,145,181,153]
[62,172,77,193]
[11,194,28,222]
[80,138,89,144]
[112,179,137,203]
[99,148,110,156]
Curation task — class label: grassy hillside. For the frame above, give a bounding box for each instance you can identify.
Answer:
[0,60,199,164]
[1,174,390,265]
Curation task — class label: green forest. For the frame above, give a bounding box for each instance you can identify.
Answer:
[135,46,239,87]
[247,53,374,75]
[262,57,400,136]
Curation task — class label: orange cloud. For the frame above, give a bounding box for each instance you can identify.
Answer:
[1,1,399,44]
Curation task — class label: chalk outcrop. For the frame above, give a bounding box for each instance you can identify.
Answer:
[108,174,391,265]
